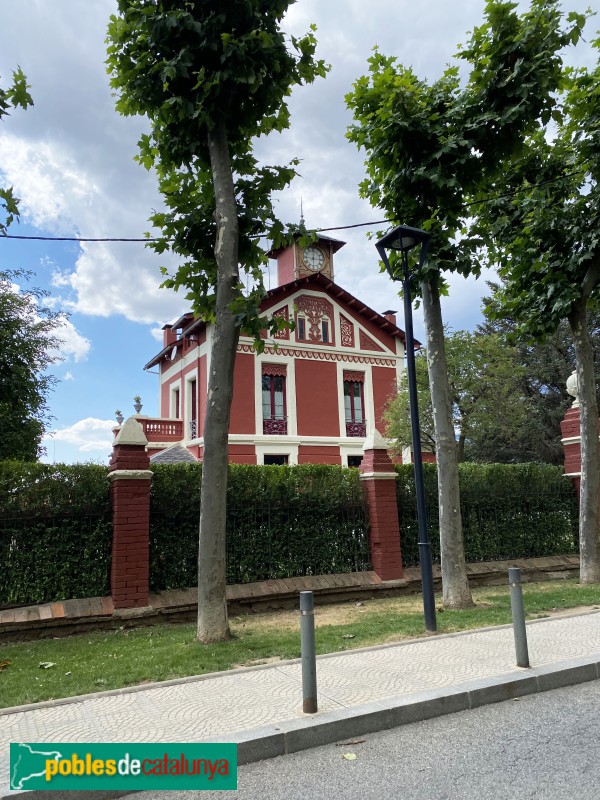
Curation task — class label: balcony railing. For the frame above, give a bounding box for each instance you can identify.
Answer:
[263,416,288,435]
[190,419,197,439]
[346,420,366,437]
[140,418,183,442]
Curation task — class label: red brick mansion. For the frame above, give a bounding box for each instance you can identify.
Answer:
[139,234,408,466]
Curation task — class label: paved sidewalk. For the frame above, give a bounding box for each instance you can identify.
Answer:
[2,609,600,795]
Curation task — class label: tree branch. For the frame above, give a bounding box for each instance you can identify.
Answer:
[580,253,600,303]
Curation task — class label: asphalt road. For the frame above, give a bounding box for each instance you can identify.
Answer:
[131,679,600,800]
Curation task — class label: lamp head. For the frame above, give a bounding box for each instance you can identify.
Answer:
[375,224,431,280]
[376,224,430,253]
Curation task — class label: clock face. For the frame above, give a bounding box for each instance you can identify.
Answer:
[303,245,325,271]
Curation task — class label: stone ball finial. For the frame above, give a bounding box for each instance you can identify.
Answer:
[566,369,579,407]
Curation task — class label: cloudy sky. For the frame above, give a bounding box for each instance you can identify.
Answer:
[0,0,596,463]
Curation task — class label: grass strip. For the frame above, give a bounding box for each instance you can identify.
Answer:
[1,579,598,709]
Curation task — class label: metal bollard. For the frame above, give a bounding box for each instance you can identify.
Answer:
[300,591,318,713]
[509,567,530,668]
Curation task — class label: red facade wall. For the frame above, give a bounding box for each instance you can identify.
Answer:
[372,366,397,433]
[298,445,342,465]
[228,444,258,464]
[295,361,340,436]
[230,353,256,434]
[160,379,172,418]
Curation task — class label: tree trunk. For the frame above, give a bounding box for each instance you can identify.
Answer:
[421,277,474,608]
[197,120,241,642]
[568,299,600,584]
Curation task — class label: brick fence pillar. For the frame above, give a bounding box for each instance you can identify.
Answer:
[360,429,403,581]
[108,416,152,609]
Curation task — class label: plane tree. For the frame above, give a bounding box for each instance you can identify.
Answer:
[346,0,584,607]
[475,37,600,582]
[107,0,327,641]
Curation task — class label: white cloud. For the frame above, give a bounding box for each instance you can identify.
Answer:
[52,317,91,363]
[45,417,116,453]
[150,326,164,343]
[0,130,187,324]
[0,0,595,339]
[63,371,74,381]
[50,268,73,288]
[0,134,97,232]
[63,242,186,324]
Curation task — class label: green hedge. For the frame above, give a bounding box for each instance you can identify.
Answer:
[396,463,578,566]
[149,463,370,592]
[0,462,112,606]
[0,459,580,606]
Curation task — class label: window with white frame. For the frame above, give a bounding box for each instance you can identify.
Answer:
[343,371,366,437]
[262,364,287,435]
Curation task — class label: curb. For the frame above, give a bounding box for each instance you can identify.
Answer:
[224,653,600,764]
[3,653,599,798]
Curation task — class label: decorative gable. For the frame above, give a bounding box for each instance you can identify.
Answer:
[296,295,335,345]
[359,330,385,352]
[272,306,289,340]
[340,314,355,347]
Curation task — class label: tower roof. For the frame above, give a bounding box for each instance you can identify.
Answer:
[267,231,346,259]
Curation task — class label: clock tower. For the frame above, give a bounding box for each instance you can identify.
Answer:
[268,232,346,287]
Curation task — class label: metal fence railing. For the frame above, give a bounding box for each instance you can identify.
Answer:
[149,487,370,592]
[397,477,578,567]
[0,512,112,607]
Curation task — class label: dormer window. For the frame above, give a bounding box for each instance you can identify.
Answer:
[295,296,334,345]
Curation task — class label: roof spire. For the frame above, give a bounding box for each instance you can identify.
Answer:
[299,197,305,230]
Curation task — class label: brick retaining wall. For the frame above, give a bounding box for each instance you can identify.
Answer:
[0,556,580,642]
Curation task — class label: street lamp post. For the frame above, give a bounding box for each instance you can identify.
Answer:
[376,225,437,633]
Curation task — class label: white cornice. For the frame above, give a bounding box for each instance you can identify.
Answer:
[182,434,375,447]
[108,469,153,481]
[359,472,398,480]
